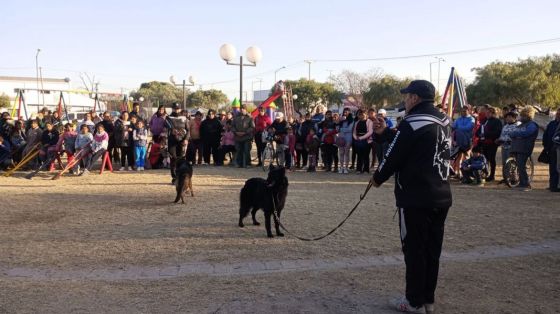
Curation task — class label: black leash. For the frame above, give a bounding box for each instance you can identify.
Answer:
[272,179,375,241]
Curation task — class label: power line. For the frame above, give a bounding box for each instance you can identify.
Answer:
[311,37,560,63]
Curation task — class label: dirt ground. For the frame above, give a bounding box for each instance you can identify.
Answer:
[0,147,559,313]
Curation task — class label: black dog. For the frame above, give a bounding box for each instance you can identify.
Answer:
[238,165,288,238]
[174,158,194,204]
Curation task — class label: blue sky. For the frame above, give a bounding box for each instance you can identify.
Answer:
[1,0,559,100]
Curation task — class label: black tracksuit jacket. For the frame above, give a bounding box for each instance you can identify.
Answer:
[373,101,453,209]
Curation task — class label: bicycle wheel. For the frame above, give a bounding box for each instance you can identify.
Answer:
[527,157,534,183]
[262,146,275,171]
[504,157,520,188]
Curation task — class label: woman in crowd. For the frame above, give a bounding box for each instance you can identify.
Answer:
[352,110,374,174]
[337,108,354,174]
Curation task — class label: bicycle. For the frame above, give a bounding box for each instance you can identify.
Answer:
[503,154,534,188]
[261,139,285,171]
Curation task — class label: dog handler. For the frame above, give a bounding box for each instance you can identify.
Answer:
[371,80,452,313]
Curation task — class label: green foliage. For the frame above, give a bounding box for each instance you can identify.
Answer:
[186,89,229,110]
[363,76,411,108]
[0,93,10,108]
[270,79,343,114]
[467,55,560,109]
[130,81,185,107]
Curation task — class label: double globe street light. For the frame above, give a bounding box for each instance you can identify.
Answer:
[219,44,262,106]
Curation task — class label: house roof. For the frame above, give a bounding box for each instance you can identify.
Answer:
[0,76,69,83]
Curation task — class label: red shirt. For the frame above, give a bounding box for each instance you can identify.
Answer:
[254,114,272,132]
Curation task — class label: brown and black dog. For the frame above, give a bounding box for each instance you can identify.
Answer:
[174,158,194,204]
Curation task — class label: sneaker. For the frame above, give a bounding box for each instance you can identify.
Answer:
[424,303,434,314]
[171,178,176,185]
[391,296,426,313]
[343,168,348,174]
[338,168,343,174]
[119,167,125,171]
[128,166,132,171]
[80,169,90,176]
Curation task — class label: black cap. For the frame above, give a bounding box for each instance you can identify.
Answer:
[400,80,435,100]
[172,103,181,109]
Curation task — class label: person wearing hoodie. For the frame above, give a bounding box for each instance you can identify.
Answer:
[81,123,108,176]
[497,111,521,183]
[509,106,539,191]
[74,124,93,174]
[56,123,78,173]
[476,106,502,182]
[149,105,167,142]
[200,109,223,165]
[254,107,272,166]
[39,121,59,169]
[452,107,475,178]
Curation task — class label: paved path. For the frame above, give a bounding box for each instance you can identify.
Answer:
[2,239,558,281]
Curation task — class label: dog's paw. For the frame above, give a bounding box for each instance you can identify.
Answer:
[238,223,244,228]
[277,232,284,237]
[267,234,274,238]
[252,221,260,226]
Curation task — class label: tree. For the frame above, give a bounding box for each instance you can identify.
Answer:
[0,93,10,109]
[467,55,560,109]
[186,89,229,110]
[130,81,185,107]
[363,75,411,108]
[270,79,343,114]
[329,68,383,106]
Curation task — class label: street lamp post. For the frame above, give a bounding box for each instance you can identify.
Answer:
[170,75,196,110]
[220,44,262,106]
[35,49,41,106]
[434,57,445,92]
[429,61,438,84]
[274,66,286,83]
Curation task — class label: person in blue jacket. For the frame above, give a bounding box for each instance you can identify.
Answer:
[461,145,488,186]
[509,106,539,191]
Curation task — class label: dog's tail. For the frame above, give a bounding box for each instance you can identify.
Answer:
[239,185,251,218]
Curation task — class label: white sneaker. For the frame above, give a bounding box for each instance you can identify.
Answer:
[128,166,133,171]
[343,168,349,174]
[391,296,426,313]
[424,303,434,314]
[338,168,343,174]
[119,167,125,171]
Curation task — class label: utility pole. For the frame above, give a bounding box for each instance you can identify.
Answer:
[35,49,41,107]
[304,60,313,80]
[435,57,445,92]
[39,67,45,107]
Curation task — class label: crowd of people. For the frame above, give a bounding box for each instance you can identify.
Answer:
[0,100,559,191]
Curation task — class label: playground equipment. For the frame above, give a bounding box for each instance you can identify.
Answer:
[251,81,295,120]
[3,143,41,177]
[25,152,63,179]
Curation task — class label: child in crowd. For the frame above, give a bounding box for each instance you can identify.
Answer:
[461,146,488,186]
[133,120,148,171]
[219,121,236,165]
[305,128,321,172]
[39,121,60,170]
[23,119,43,169]
[57,123,78,174]
[497,111,520,183]
[81,123,108,176]
[284,127,296,170]
[74,124,93,174]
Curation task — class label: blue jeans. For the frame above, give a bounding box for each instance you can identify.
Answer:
[135,146,146,168]
[515,153,530,187]
[235,140,251,167]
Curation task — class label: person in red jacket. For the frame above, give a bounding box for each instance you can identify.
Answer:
[254,107,272,166]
